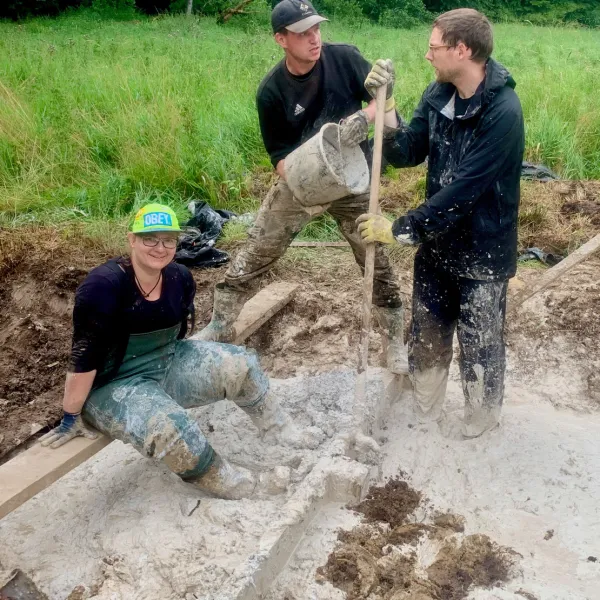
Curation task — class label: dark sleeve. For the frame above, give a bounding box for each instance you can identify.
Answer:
[69,272,121,373]
[181,265,196,316]
[257,84,291,168]
[392,93,524,243]
[346,45,372,104]
[382,89,430,168]
[175,264,196,338]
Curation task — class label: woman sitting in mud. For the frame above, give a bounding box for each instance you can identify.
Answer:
[41,203,291,499]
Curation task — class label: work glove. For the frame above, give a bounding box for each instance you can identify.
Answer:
[40,411,98,449]
[339,110,369,147]
[356,213,395,244]
[365,59,396,112]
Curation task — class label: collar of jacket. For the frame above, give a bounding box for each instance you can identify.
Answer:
[425,58,516,121]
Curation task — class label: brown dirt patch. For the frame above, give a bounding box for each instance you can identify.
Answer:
[0,228,113,458]
[506,258,600,407]
[350,477,422,528]
[318,479,516,600]
[426,534,515,600]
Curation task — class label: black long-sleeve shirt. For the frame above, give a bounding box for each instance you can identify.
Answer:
[70,259,195,374]
[256,42,372,168]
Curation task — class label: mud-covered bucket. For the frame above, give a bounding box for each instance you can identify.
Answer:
[284,122,370,207]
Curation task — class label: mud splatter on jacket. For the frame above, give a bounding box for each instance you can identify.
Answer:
[384,58,525,280]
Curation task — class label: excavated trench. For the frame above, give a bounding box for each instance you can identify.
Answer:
[1,224,600,599]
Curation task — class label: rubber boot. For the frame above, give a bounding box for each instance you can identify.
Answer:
[375,306,409,375]
[195,283,247,343]
[244,393,325,450]
[186,454,290,500]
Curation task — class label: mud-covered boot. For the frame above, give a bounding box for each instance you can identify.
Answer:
[186,454,290,500]
[194,283,247,343]
[244,394,325,450]
[375,306,409,375]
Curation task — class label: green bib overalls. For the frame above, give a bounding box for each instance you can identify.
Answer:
[82,325,268,480]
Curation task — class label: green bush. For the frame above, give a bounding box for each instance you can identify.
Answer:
[378,0,430,28]
[1,0,82,19]
[315,0,428,28]
[89,0,136,17]
[423,0,598,27]
[316,0,367,28]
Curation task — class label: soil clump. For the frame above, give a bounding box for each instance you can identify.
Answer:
[318,478,516,600]
[350,477,422,527]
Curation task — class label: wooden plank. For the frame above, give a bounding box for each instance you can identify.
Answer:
[290,241,350,248]
[0,281,297,520]
[0,432,110,520]
[233,281,299,344]
[509,233,600,312]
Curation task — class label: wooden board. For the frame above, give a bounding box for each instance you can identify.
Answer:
[0,433,110,520]
[0,281,298,521]
[233,281,299,344]
[509,233,600,312]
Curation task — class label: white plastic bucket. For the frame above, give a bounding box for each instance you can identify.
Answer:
[284,122,370,207]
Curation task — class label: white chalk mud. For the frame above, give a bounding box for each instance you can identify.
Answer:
[1,368,599,599]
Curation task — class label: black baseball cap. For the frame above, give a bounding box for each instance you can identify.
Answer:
[271,0,328,34]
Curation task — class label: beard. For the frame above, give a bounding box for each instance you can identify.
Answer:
[434,66,460,84]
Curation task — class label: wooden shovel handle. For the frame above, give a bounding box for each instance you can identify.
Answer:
[357,86,387,377]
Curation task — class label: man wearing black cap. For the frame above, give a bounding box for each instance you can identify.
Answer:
[198,0,407,377]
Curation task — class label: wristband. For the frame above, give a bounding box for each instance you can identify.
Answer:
[59,411,80,432]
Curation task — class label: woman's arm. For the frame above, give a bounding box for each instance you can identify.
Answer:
[40,370,99,449]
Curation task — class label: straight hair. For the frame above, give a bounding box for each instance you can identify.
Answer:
[433,8,493,63]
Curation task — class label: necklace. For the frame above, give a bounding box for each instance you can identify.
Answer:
[134,271,162,298]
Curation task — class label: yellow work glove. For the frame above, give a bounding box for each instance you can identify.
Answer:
[356,213,395,244]
[365,59,396,113]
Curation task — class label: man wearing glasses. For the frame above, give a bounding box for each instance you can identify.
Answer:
[358,9,525,438]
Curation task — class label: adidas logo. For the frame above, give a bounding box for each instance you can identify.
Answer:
[294,104,305,116]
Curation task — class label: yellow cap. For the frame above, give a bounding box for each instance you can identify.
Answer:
[131,203,181,234]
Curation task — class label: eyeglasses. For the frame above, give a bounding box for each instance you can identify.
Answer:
[141,235,178,249]
[428,44,453,52]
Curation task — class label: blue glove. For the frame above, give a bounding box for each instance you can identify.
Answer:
[40,411,98,449]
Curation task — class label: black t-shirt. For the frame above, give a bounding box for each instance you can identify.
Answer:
[454,94,471,118]
[256,43,372,167]
[70,259,196,374]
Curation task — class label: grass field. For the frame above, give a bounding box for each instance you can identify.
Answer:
[0,11,599,234]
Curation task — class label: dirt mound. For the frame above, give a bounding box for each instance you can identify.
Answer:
[427,534,515,600]
[0,258,90,457]
[350,477,422,527]
[317,478,516,600]
[381,174,600,256]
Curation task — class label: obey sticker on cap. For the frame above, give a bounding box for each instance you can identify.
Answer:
[144,212,173,228]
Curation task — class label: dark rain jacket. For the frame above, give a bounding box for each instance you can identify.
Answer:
[385,58,525,280]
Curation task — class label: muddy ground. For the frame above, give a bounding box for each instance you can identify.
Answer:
[0,179,599,458]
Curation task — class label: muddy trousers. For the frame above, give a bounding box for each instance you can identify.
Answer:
[409,251,508,437]
[82,326,268,481]
[224,179,402,308]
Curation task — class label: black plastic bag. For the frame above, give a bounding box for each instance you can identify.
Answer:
[174,201,234,269]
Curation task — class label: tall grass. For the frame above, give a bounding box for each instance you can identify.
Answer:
[0,11,599,227]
